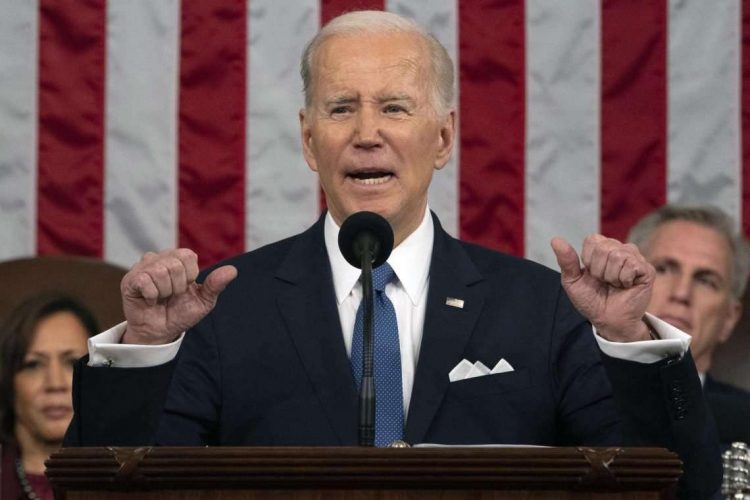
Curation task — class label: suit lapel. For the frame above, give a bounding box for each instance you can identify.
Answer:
[404,215,487,444]
[275,216,358,444]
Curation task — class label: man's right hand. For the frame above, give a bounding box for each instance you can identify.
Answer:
[120,249,238,345]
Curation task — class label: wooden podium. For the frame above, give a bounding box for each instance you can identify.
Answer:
[46,446,681,499]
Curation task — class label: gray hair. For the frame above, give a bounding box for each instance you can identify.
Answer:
[300,10,455,116]
[628,204,750,299]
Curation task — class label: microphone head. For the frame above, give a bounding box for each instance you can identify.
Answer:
[338,211,394,269]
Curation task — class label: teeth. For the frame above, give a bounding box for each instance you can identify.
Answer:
[353,174,391,185]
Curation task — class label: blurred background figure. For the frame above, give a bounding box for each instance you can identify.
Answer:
[0,293,98,500]
[629,205,750,446]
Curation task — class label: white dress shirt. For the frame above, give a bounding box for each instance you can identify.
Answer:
[326,208,433,417]
[89,206,691,416]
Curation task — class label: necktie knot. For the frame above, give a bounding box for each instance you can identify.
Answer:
[372,262,396,292]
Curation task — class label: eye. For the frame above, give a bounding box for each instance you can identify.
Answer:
[330,105,353,116]
[695,275,720,291]
[20,359,42,371]
[383,103,407,114]
[653,263,668,274]
[65,354,81,368]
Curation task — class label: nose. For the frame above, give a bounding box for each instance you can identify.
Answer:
[45,359,69,392]
[353,108,383,149]
[668,272,692,305]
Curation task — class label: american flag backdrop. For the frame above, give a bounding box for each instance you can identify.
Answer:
[1,0,749,272]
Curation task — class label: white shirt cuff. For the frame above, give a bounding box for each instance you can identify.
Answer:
[87,321,184,368]
[594,312,691,363]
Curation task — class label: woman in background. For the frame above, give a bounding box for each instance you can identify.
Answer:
[0,293,98,500]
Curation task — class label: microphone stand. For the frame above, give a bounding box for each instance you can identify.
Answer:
[358,248,375,447]
[338,211,393,448]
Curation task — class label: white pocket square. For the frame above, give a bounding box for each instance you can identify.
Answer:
[449,358,514,382]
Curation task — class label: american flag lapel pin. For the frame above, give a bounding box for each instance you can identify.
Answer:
[445,297,464,309]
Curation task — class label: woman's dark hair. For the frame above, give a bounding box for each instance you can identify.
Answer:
[0,292,99,443]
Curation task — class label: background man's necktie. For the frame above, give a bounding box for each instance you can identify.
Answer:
[350,262,404,447]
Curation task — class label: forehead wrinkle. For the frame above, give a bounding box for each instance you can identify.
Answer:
[310,34,436,114]
[649,223,733,269]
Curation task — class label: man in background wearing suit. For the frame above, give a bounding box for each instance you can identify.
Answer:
[629,204,750,446]
[66,10,720,497]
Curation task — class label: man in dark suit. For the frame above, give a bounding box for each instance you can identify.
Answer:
[629,204,750,446]
[66,10,720,497]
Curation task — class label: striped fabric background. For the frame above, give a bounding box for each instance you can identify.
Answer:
[1,0,748,273]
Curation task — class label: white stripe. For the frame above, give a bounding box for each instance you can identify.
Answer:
[0,0,38,261]
[387,0,460,237]
[245,0,320,251]
[667,0,742,228]
[525,0,600,267]
[104,0,180,266]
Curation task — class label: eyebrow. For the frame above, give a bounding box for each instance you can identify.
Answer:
[325,95,357,106]
[376,93,415,104]
[324,93,416,107]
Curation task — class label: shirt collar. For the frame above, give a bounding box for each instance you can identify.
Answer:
[325,208,434,306]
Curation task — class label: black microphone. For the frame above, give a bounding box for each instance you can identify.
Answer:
[338,211,394,447]
[338,211,394,269]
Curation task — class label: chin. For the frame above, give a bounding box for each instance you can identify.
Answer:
[39,425,71,443]
[342,205,391,222]
[40,433,67,445]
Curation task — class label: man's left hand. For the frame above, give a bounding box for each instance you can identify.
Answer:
[551,235,654,342]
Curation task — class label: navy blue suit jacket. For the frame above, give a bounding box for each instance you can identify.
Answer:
[705,375,750,446]
[67,213,720,497]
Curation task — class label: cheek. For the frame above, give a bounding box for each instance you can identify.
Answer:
[13,375,39,418]
[696,297,730,324]
[648,279,670,307]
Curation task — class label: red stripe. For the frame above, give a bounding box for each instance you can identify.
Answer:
[36,0,106,257]
[459,0,525,256]
[743,0,750,237]
[600,0,667,241]
[318,1,385,213]
[178,0,247,268]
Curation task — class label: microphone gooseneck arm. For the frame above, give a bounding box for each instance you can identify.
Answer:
[337,211,394,448]
[358,244,375,447]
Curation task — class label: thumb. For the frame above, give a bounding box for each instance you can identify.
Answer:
[550,237,582,282]
[198,265,238,303]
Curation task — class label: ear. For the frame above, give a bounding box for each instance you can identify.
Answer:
[718,298,743,344]
[434,109,456,171]
[299,108,318,173]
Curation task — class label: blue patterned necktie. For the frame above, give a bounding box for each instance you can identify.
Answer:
[350,262,404,447]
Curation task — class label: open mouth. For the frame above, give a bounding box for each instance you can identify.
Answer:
[349,171,393,185]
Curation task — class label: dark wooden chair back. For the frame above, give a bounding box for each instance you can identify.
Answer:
[0,256,127,331]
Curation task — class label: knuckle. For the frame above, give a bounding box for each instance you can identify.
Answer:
[140,251,158,263]
[150,264,170,281]
[123,272,152,296]
[612,248,630,262]
[164,257,184,275]
[583,234,599,246]
[645,262,656,276]
[176,248,198,262]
